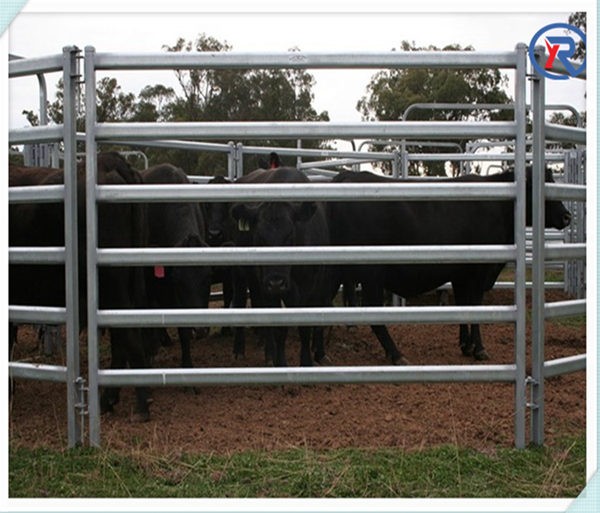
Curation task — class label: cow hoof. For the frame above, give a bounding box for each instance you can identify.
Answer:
[393,355,410,366]
[461,344,474,357]
[474,349,490,361]
[316,354,333,366]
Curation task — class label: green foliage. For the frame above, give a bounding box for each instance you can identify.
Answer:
[568,12,586,61]
[19,33,329,175]
[357,41,513,176]
[9,435,585,498]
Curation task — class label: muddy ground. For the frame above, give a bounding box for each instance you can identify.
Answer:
[9,289,585,454]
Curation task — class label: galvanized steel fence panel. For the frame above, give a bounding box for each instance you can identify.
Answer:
[8,43,585,451]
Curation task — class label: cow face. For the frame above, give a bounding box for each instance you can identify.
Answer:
[206,201,231,247]
[525,168,572,229]
[206,176,232,247]
[231,201,317,299]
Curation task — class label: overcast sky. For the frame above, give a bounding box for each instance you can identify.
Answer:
[7,9,588,132]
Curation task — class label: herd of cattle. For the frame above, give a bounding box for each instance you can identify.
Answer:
[9,151,572,421]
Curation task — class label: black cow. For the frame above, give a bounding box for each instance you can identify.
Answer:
[230,167,331,366]
[328,168,572,363]
[9,152,155,421]
[140,164,213,368]
[205,176,234,319]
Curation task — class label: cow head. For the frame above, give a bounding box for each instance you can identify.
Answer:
[206,176,233,247]
[231,201,317,299]
[525,167,572,229]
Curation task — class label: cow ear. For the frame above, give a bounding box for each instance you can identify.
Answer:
[231,203,256,232]
[294,202,317,223]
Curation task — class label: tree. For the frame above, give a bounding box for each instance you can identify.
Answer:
[568,12,586,61]
[20,33,329,174]
[356,41,513,175]
[162,35,330,174]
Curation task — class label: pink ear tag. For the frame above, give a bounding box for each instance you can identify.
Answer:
[154,265,165,279]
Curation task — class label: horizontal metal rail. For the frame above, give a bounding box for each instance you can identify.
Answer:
[544,299,586,319]
[96,244,516,266]
[9,247,66,265]
[543,354,586,378]
[92,50,519,71]
[9,125,66,145]
[406,152,565,162]
[9,185,65,204]
[545,243,586,260]
[105,139,235,154]
[97,305,517,328]
[95,182,517,203]
[545,123,586,145]
[545,183,587,202]
[243,144,393,161]
[97,364,518,387]
[9,362,68,383]
[9,305,67,324]
[8,53,64,77]
[94,121,518,141]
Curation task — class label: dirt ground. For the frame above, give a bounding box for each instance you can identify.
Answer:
[9,289,586,454]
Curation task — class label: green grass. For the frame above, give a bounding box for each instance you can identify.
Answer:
[9,435,585,498]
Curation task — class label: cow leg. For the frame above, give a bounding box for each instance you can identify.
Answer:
[361,281,406,364]
[470,324,489,360]
[273,326,288,367]
[452,281,489,360]
[231,267,248,358]
[298,326,313,366]
[177,327,194,368]
[100,328,125,414]
[220,270,234,336]
[263,328,275,365]
[458,324,473,357]
[453,283,475,356]
[102,328,151,422]
[123,327,152,421]
[312,327,327,364]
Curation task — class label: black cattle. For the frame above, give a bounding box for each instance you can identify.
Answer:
[204,176,234,302]
[257,152,282,170]
[9,152,155,421]
[205,176,234,332]
[328,168,572,363]
[230,167,331,366]
[140,164,212,368]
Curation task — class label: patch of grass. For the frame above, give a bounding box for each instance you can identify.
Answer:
[549,314,587,328]
[9,435,585,498]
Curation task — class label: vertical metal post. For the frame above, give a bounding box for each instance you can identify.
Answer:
[296,139,302,170]
[227,141,236,180]
[513,43,528,449]
[391,149,401,179]
[530,46,546,446]
[62,46,82,448]
[235,143,244,179]
[84,46,101,447]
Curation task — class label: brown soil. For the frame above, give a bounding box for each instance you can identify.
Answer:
[9,289,586,454]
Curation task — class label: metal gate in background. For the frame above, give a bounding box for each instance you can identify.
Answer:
[8,44,587,449]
